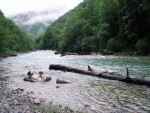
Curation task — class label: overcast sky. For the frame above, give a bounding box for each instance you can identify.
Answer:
[0,0,83,17]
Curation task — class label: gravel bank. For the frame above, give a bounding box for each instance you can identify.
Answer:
[0,80,42,113]
[0,80,81,113]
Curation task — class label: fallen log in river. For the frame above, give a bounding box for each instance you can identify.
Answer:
[49,64,150,86]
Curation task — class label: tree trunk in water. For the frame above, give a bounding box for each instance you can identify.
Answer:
[49,64,150,86]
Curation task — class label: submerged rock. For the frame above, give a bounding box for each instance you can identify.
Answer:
[56,79,71,84]
[56,86,60,88]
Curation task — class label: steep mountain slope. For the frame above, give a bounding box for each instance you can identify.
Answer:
[0,10,35,54]
[39,0,150,55]
[10,11,54,38]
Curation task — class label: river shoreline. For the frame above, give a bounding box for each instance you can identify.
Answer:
[0,79,85,113]
[0,49,150,59]
[0,79,43,113]
[54,50,150,57]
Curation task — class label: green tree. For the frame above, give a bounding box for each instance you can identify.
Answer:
[136,38,150,55]
[39,0,150,55]
[119,0,150,50]
[0,10,35,54]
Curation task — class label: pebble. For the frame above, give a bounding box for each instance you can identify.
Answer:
[33,98,41,105]
[84,104,90,107]
[90,105,97,110]
[27,91,34,94]
[0,81,42,113]
[56,86,60,88]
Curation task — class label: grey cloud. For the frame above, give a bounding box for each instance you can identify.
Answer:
[11,9,65,25]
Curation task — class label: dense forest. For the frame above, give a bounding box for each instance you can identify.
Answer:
[37,0,150,55]
[0,10,35,55]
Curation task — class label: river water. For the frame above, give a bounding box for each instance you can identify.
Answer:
[0,50,150,113]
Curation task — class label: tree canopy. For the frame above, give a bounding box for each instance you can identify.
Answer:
[0,10,35,54]
[37,0,150,55]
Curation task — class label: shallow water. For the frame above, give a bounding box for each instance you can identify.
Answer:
[0,50,150,113]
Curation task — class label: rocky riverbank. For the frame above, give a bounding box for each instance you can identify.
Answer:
[0,79,83,113]
[0,80,43,113]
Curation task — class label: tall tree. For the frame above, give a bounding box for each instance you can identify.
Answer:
[0,10,35,54]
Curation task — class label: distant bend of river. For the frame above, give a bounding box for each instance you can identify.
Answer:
[0,50,150,113]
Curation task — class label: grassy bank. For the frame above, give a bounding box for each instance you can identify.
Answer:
[38,104,86,113]
[0,77,6,81]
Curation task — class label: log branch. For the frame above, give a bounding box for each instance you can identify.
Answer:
[49,64,150,86]
[126,67,129,78]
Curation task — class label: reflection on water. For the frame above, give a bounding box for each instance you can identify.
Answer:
[0,50,150,113]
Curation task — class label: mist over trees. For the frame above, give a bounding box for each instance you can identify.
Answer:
[0,10,35,54]
[37,0,150,55]
[10,12,54,39]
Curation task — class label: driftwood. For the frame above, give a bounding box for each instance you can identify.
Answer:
[49,64,150,86]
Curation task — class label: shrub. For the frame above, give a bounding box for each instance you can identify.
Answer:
[107,38,122,52]
[136,38,150,55]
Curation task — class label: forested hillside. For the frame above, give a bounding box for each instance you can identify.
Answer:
[0,10,35,55]
[19,22,47,38]
[38,0,150,55]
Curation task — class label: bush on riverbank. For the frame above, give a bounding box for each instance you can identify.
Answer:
[38,104,84,113]
[0,77,6,81]
[136,38,150,55]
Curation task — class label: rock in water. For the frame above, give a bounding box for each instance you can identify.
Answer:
[24,71,51,82]
[56,79,71,84]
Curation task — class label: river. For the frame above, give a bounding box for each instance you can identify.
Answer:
[0,50,150,113]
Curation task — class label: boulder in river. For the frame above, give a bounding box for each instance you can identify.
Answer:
[24,71,51,82]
